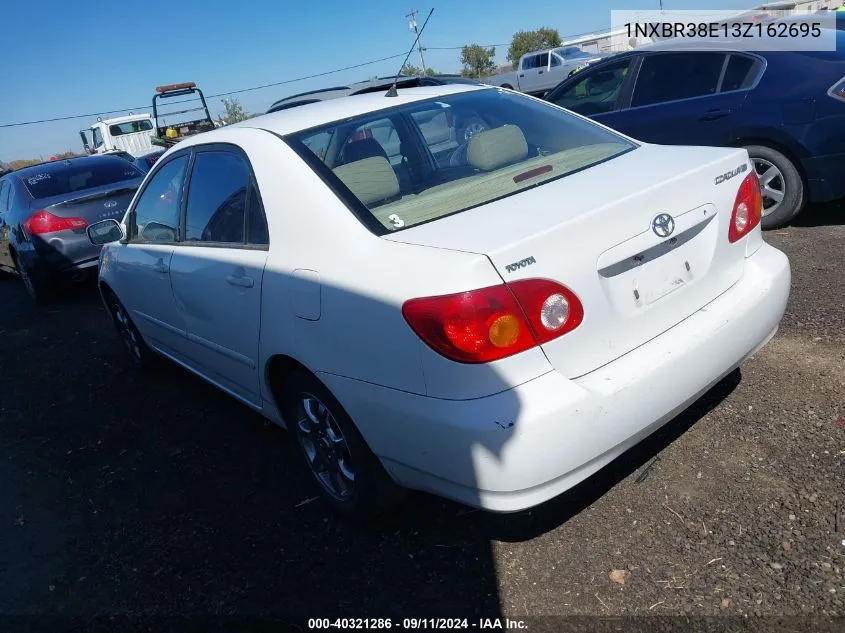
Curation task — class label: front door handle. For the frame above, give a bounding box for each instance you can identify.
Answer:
[519,73,525,77]
[152,259,168,273]
[538,69,544,74]
[226,275,254,288]
[699,108,730,121]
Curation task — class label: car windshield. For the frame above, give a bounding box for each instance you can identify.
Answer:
[288,88,635,232]
[21,159,143,199]
[555,47,592,59]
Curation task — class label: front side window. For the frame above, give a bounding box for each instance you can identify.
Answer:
[0,181,10,214]
[631,52,726,108]
[184,151,250,244]
[549,58,633,116]
[521,56,536,70]
[290,89,635,233]
[131,155,188,243]
[92,127,104,149]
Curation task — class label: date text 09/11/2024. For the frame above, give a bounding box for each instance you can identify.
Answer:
[626,21,822,39]
[307,618,528,630]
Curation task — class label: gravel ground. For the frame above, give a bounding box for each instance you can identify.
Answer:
[0,203,843,632]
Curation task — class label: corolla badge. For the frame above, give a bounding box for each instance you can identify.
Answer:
[104,200,118,208]
[651,213,675,238]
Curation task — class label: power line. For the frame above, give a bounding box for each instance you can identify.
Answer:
[0,51,409,129]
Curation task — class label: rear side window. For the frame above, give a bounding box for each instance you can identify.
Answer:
[631,53,726,107]
[549,58,634,115]
[720,54,761,92]
[21,159,143,199]
[132,155,188,243]
[184,151,250,244]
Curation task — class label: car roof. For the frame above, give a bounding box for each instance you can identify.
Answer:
[241,83,489,137]
[267,75,483,112]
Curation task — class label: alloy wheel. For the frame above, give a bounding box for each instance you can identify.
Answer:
[296,393,356,501]
[112,301,142,362]
[752,158,786,217]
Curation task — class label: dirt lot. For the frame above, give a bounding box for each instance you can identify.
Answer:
[0,204,843,631]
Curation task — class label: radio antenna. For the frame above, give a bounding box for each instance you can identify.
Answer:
[386,8,434,97]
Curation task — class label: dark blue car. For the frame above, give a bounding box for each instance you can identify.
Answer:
[543,28,845,228]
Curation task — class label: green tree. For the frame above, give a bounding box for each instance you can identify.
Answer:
[217,97,249,125]
[401,63,438,77]
[507,27,562,66]
[460,44,496,78]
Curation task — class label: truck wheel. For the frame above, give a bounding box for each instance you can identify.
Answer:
[283,371,404,520]
[744,145,804,230]
[501,84,514,90]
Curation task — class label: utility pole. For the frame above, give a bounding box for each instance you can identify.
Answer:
[406,9,428,76]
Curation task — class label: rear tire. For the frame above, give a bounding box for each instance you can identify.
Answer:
[103,289,159,369]
[501,83,514,90]
[282,371,404,520]
[744,144,804,230]
[12,252,52,304]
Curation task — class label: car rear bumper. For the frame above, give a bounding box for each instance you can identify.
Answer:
[802,151,845,202]
[21,232,102,280]
[320,242,791,512]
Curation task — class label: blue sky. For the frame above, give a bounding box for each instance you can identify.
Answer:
[0,0,755,161]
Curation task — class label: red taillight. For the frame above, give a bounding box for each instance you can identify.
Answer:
[402,278,583,364]
[728,172,762,243]
[23,210,88,236]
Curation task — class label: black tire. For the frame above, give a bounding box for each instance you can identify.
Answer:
[744,144,805,230]
[11,251,52,304]
[501,83,514,90]
[282,371,404,519]
[103,289,159,369]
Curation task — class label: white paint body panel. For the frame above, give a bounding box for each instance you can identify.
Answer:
[98,85,792,512]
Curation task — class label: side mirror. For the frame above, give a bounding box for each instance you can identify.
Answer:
[87,219,125,245]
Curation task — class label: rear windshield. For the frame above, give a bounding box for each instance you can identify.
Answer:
[109,119,153,136]
[22,159,143,199]
[288,88,635,233]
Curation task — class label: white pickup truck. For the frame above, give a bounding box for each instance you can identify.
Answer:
[488,46,608,96]
[79,113,159,158]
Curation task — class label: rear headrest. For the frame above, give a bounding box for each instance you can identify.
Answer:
[332,156,400,206]
[466,125,529,171]
[344,138,388,163]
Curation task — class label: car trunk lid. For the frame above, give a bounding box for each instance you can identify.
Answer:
[384,144,754,378]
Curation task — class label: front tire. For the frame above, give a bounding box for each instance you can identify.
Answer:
[12,252,52,303]
[283,371,404,519]
[104,290,158,369]
[744,144,804,230]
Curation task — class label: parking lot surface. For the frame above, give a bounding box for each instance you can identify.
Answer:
[1,203,843,627]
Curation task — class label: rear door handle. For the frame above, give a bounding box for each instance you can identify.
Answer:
[226,275,254,288]
[699,108,730,121]
[519,73,525,77]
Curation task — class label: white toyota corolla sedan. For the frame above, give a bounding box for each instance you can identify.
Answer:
[87,83,790,517]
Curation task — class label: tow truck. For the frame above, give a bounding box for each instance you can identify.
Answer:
[150,82,216,149]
